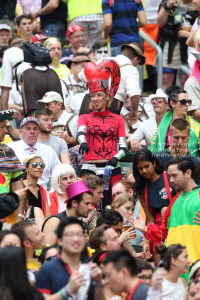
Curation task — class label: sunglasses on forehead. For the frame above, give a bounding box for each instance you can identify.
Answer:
[151,97,166,104]
[32,162,45,169]
[173,99,192,106]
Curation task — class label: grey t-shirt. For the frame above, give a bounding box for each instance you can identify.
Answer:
[38,135,68,158]
[130,283,149,300]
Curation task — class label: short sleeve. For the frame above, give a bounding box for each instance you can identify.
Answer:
[1,49,13,88]
[130,122,145,142]
[184,77,200,111]
[136,0,144,12]
[11,171,24,183]
[78,114,87,127]
[102,0,112,15]
[36,266,52,295]
[118,116,126,137]
[59,138,69,154]
[126,67,141,97]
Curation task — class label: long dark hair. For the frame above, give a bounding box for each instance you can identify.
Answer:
[133,149,163,195]
[166,85,187,109]
[0,246,42,300]
[156,244,186,271]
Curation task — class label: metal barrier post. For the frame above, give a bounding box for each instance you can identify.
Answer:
[139,29,163,92]
[176,65,190,88]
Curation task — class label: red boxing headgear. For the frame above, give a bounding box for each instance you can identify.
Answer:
[84,59,120,97]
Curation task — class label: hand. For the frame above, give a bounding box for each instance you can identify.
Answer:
[33,21,41,34]
[107,157,118,167]
[79,143,90,155]
[167,0,178,8]
[89,262,103,284]
[11,110,23,121]
[77,47,90,55]
[151,268,166,291]
[119,227,136,243]
[193,210,200,224]
[15,187,29,201]
[55,131,71,143]
[143,238,152,259]
[178,30,190,38]
[133,252,145,259]
[102,31,105,39]
[128,110,138,123]
[67,271,86,295]
[126,214,146,233]
[29,11,37,19]
[129,139,142,153]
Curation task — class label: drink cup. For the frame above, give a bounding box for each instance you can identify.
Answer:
[5,210,17,224]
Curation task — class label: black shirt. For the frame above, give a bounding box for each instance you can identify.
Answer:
[40,0,67,28]
[0,0,16,20]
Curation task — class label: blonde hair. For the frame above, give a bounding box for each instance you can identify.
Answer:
[111,193,135,210]
[51,164,76,194]
[89,93,112,110]
[23,154,43,167]
[194,28,200,49]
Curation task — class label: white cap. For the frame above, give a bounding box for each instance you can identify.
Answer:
[148,88,168,103]
[37,91,63,103]
[0,24,11,32]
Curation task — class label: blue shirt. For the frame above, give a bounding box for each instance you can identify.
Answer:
[61,47,74,65]
[102,0,144,47]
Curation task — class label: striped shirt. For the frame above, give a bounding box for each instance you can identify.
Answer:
[102,0,144,47]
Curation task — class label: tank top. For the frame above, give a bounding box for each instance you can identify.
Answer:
[162,278,185,300]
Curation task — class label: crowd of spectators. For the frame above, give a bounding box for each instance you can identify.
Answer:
[0,0,200,300]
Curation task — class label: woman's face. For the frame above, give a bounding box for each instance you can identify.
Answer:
[0,234,22,248]
[171,93,189,116]
[137,160,155,180]
[175,248,190,274]
[27,158,44,179]
[90,91,108,111]
[192,0,200,11]
[116,201,135,218]
[60,173,75,192]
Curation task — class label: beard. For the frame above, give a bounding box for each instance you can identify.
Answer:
[40,127,51,134]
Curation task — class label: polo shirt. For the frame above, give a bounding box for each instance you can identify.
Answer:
[61,48,74,65]
[36,255,95,297]
[102,0,144,47]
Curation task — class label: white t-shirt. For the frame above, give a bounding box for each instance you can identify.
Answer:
[8,81,23,107]
[52,110,78,138]
[1,47,52,88]
[146,0,162,24]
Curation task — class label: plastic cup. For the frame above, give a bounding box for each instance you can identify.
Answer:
[5,210,17,224]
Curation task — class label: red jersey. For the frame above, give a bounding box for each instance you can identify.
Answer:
[78,110,126,161]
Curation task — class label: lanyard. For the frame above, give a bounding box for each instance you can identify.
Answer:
[68,75,85,95]
[126,281,143,300]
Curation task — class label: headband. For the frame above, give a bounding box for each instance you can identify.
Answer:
[23,154,42,166]
[44,37,61,48]
[190,261,200,280]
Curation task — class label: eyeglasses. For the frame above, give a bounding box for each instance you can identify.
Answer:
[138,275,152,281]
[0,34,10,38]
[46,255,57,262]
[151,97,166,104]
[63,231,85,238]
[32,162,45,169]
[173,99,192,106]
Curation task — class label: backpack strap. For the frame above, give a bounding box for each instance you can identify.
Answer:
[66,114,76,137]
[138,103,149,120]
[61,79,70,95]
[163,171,173,203]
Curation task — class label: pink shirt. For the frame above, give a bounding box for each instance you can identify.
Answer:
[17,0,42,14]
[57,195,67,214]
[165,126,172,148]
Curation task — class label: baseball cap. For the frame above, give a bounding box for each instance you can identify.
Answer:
[37,91,63,104]
[67,53,90,69]
[30,34,49,43]
[20,117,40,128]
[67,25,84,37]
[0,24,11,32]
[120,43,146,65]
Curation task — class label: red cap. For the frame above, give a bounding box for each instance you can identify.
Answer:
[67,25,84,37]
[30,34,48,43]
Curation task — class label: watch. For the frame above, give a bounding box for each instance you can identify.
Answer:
[18,214,25,219]
[36,11,40,17]
[87,49,93,55]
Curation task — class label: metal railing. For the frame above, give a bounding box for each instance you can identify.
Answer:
[176,65,190,88]
[139,29,163,94]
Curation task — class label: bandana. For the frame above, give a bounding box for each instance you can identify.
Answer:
[84,59,120,97]
[0,144,25,173]
[44,37,61,48]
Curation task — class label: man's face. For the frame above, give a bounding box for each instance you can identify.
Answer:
[19,122,39,146]
[0,234,22,248]
[92,185,104,207]
[104,262,125,295]
[0,29,11,46]
[75,193,93,218]
[18,18,33,36]
[151,98,168,114]
[43,101,61,117]
[187,282,197,300]
[25,224,45,250]
[138,269,153,286]
[171,128,190,153]
[69,30,85,50]
[71,61,87,77]
[111,222,123,237]
[168,164,188,192]
[95,46,108,61]
[101,228,121,251]
[58,223,85,254]
[49,44,62,61]
[39,114,53,133]
[112,183,128,199]
[0,121,8,142]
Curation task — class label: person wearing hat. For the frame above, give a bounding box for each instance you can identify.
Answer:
[1,35,63,116]
[42,180,93,245]
[44,37,70,79]
[128,89,168,151]
[30,34,48,45]
[8,116,61,189]
[79,42,146,117]
[0,24,12,47]
[61,53,90,113]
[37,91,79,147]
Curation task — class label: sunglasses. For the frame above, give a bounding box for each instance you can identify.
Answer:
[151,97,166,104]
[32,162,45,169]
[173,99,192,106]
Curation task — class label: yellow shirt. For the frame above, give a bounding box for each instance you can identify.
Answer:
[3,135,13,144]
[54,64,70,79]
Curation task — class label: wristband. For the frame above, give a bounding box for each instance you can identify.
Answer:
[18,214,25,219]
[64,286,71,298]
[36,11,40,17]
[93,279,105,287]
[60,289,67,300]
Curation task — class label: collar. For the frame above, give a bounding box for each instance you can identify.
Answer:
[116,55,132,66]
[20,139,38,150]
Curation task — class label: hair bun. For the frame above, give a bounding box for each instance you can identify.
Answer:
[166,85,180,96]
[156,244,167,255]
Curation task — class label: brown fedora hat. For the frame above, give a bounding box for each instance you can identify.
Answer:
[67,54,90,69]
[120,43,146,65]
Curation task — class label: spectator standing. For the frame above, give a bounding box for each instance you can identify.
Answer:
[35,108,70,164]
[102,0,146,56]
[44,37,70,79]
[36,217,104,300]
[16,14,34,42]
[17,0,42,15]
[8,117,61,188]
[0,1,16,34]
[29,0,67,46]
[0,24,12,47]
[68,0,104,49]
[128,89,168,151]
